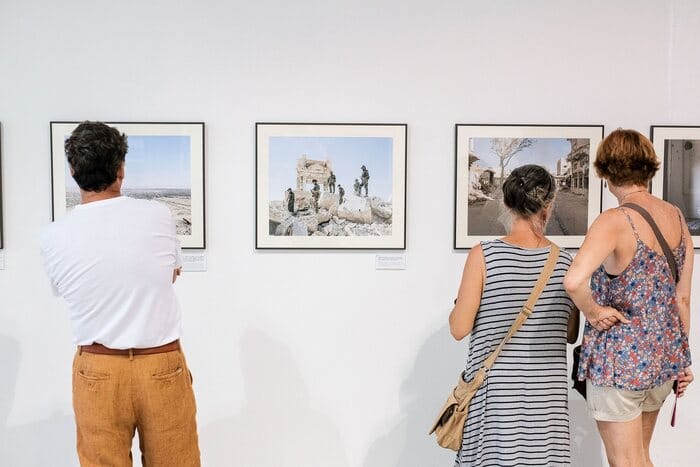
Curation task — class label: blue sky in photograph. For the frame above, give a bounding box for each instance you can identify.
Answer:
[471,137,572,174]
[268,136,393,199]
[65,135,191,191]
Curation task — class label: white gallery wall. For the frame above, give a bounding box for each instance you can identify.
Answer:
[1,1,699,466]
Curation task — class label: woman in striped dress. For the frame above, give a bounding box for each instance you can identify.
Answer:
[450,164,579,466]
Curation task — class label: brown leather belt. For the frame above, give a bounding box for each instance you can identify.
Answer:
[79,339,180,356]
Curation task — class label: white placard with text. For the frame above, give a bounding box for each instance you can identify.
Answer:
[375,253,406,270]
[181,251,207,272]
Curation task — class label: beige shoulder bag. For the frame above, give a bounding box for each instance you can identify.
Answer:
[429,244,560,451]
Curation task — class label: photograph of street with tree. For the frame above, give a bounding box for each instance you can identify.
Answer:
[455,125,604,248]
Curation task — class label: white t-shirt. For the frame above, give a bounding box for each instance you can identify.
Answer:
[40,196,183,349]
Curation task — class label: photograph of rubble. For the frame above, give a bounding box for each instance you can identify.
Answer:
[51,122,206,248]
[454,124,604,249]
[256,123,407,249]
[651,126,700,248]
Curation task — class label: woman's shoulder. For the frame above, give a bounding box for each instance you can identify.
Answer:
[623,196,685,232]
[556,246,574,263]
[653,196,684,217]
[478,239,501,254]
[587,206,630,235]
[479,239,521,255]
[599,205,628,220]
[483,239,557,259]
[477,239,512,260]
[620,196,680,218]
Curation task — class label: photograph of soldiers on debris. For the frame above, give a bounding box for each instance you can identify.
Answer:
[661,137,700,241]
[467,136,592,236]
[266,135,394,238]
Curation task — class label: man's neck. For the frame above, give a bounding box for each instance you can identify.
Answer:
[80,188,122,205]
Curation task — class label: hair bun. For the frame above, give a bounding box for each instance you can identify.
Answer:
[502,165,555,217]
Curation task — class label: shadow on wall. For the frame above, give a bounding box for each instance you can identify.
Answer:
[363,325,465,467]
[570,392,605,467]
[0,333,77,467]
[363,326,606,467]
[199,329,349,467]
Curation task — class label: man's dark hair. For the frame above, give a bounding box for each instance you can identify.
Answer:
[64,121,128,192]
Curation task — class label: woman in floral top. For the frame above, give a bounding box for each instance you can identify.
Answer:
[564,129,694,467]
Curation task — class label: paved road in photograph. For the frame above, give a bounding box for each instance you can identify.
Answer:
[467,189,589,236]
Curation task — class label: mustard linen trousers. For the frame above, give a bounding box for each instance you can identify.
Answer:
[72,349,200,466]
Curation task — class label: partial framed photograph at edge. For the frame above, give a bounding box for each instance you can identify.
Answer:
[0,126,4,249]
[50,122,205,249]
[256,123,407,249]
[455,124,604,249]
[651,126,700,248]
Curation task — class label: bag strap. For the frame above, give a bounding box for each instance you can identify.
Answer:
[481,244,561,372]
[621,203,679,283]
[671,384,679,427]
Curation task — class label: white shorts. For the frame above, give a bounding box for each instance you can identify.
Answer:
[586,380,674,422]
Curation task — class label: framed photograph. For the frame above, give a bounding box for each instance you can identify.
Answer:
[0,125,4,249]
[650,126,700,248]
[455,124,604,249]
[50,122,205,249]
[256,123,407,249]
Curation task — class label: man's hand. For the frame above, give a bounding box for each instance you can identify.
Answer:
[172,267,182,284]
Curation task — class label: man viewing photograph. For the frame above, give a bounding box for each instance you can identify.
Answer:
[40,121,201,466]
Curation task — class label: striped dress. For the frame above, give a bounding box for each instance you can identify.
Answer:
[455,239,574,467]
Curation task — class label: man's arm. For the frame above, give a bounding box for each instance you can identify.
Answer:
[39,232,61,297]
[165,204,184,284]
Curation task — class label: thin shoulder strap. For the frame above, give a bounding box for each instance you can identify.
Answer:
[482,244,561,371]
[618,206,640,240]
[622,203,679,283]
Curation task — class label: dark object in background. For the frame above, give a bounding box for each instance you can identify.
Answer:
[571,345,586,399]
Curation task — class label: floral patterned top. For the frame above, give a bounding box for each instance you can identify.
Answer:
[577,207,692,390]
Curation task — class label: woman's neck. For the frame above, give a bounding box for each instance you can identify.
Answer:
[613,184,649,205]
[503,217,549,249]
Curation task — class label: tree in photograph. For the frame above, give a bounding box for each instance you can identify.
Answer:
[491,138,533,185]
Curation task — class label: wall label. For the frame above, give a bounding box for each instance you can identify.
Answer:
[375,253,406,270]
[182,251,207,272]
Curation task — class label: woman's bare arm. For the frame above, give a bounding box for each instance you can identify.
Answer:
[564,209,629,330]
[449,244,485,340]
[676,211,694,334]
[676,217,695,395]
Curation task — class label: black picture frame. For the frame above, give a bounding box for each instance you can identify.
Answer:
[255,122,407,250]
[650,125,700,248]
[0,123,4,249]
[50,121,206,249]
